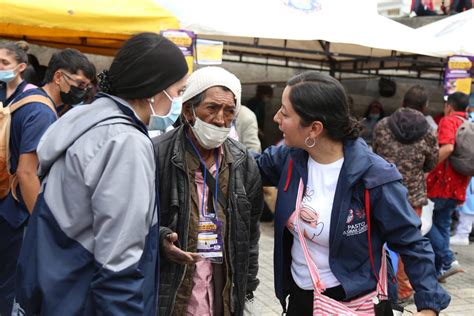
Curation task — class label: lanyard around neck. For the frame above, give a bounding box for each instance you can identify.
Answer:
[186,134,219,218]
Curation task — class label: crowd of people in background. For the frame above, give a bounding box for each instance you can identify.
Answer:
[1,35,473,316]
[364,88,473,304]
[412,0,472,16]
[372,85,439,303]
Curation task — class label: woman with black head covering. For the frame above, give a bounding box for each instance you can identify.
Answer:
[15,33,188,316]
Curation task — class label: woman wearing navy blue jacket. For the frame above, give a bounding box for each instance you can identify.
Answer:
[256,71,449,315]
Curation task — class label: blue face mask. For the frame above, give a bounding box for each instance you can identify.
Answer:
[148,90,183,131]
[0,69,16,83]
[369,113,381,120]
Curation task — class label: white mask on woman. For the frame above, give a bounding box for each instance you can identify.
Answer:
[191,109,230,149]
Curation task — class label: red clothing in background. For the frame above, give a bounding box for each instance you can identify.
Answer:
[427,112,470,202]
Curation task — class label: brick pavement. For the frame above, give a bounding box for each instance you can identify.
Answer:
[255,222,474,315]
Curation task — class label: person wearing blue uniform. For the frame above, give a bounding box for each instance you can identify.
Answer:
[0,46,95,315]
[255,71,450,315]
[15,33,188,316]
[0,41,44,315]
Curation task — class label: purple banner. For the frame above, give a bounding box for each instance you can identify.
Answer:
[160,29,196,57]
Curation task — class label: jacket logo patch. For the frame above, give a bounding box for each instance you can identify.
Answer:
[343,208,367,236]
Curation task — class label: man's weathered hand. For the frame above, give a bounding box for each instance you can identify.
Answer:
[162,233,201,264]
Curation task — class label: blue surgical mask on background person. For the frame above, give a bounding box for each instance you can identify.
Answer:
[369,113,380,120]
[0,68,16,83]
[148,90,183,131]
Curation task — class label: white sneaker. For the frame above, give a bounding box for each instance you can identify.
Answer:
[450,234,469,246]
[438,260,464,282]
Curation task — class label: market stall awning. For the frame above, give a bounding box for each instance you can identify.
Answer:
[0,0,179,55]
[414,9,474,57]
[159,0,430,54]
[0,0,451,79]
[157,0,446,79]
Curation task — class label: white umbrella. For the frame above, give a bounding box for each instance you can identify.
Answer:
[158,0,433,56]
[415,9,474,57]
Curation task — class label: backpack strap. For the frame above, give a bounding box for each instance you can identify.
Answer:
[4,95,57,202]
[9,95,57,117]
[23,83,37,92]
[453,115,467,122]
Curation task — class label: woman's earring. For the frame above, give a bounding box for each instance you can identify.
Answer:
[304,137,316,148]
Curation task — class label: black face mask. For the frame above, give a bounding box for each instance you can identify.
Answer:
[60,85,87,105]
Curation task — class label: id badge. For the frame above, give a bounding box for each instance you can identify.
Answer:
[197,219,224,264]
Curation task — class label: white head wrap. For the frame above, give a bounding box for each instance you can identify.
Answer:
[182,66,241,114]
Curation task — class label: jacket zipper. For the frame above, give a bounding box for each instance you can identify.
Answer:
[227,152,246,313]
[226,182,235,312]
[167,165,191,315]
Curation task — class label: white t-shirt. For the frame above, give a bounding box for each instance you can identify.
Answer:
[287,156,344,290]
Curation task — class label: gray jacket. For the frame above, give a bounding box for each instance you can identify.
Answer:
[15,95,159,315]
[153,126,263,316]
[235,105,261,153]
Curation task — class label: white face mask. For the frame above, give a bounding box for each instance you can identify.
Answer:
[191,109,230,149]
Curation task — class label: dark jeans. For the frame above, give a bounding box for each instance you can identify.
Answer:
[426,198,458,274]
[0,219,25,316]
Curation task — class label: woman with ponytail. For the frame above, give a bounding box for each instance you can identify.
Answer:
[255,71,449,315]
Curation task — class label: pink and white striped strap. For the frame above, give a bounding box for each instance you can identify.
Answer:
[295,179,325,293]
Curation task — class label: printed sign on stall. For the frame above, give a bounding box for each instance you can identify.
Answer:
[444,55,474,98]
[161,29,196,73]
[196,39,224,65]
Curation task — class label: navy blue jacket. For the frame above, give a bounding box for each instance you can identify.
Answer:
[256,138,450,312]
